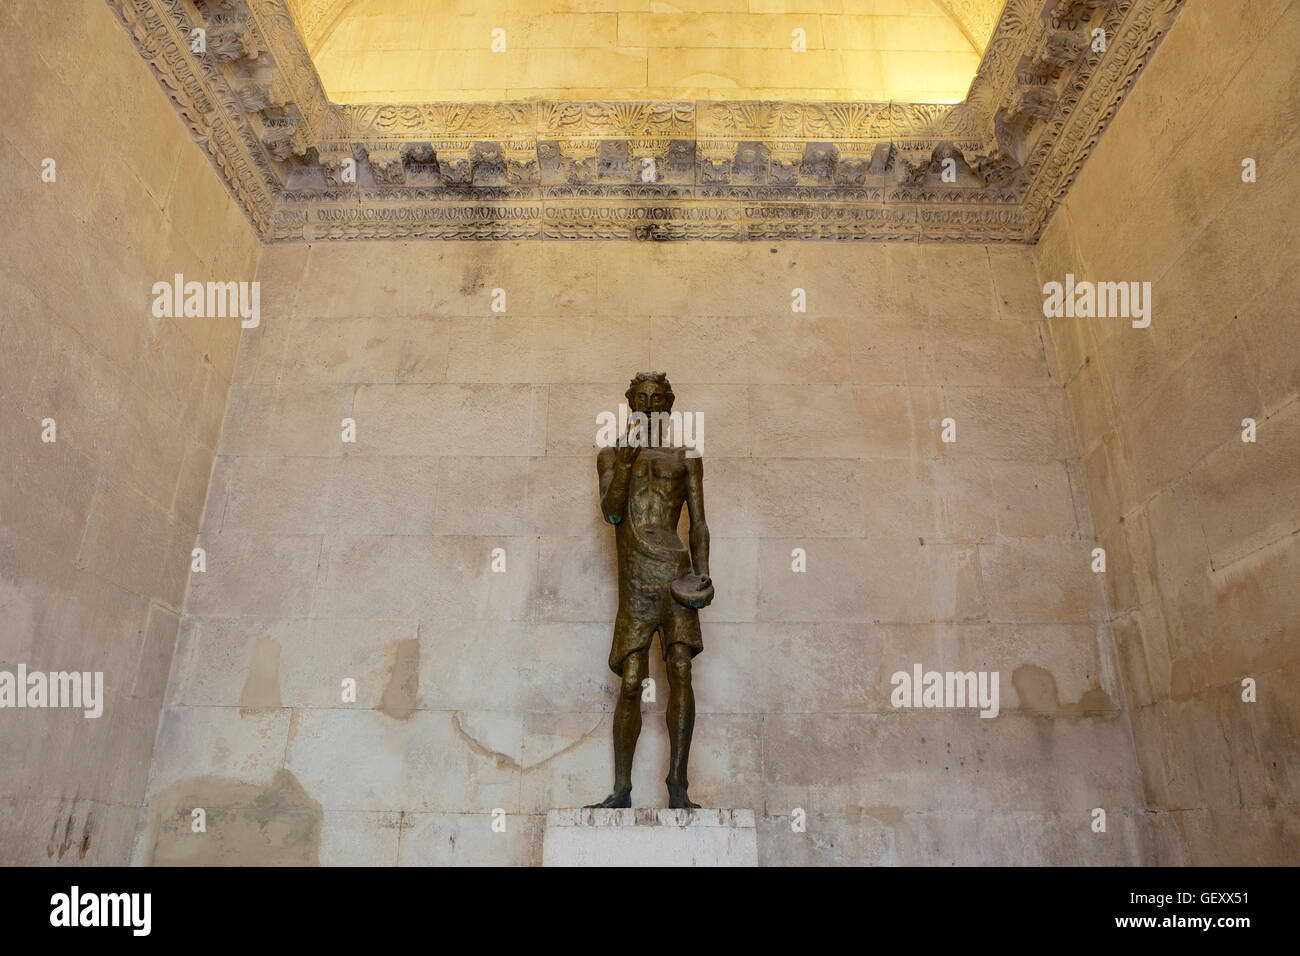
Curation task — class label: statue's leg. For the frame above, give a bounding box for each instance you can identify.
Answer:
[664,642,700,810]
[586,648,648,809]
[612,650,647,794]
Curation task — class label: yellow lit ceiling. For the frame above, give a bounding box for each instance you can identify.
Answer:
[287,0,1000,104]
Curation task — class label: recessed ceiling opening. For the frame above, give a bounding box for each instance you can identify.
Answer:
[290,0,996,104]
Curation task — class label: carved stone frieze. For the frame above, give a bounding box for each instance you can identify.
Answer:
[103,0,1188,242]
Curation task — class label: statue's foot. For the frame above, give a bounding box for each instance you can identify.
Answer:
[666,782,700,810]
[585,789,631,809]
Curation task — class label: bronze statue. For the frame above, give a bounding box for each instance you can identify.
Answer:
[588,372,713,810]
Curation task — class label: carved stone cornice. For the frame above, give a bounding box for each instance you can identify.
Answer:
[933,0,1007,54]
[104,0,1188,243]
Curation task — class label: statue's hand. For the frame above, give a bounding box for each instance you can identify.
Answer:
[614,440,642,469]
[671,572,714,609]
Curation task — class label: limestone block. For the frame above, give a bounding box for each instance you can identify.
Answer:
[24,560,150,684]
[1204,535,1300,676]
[1170,807,1300,866]
[433,457,530,535]
[1142,481,1211,593]
[459,49,649,94]
[545,382,643,457]
[220,384,354,457]
[519,712,761,813]
[0,407,98,561]
[294,244,413,319]
[757,537,985,623]
[849,313,932,385]
[649,49,849,91]
[143,706,291,800]
[283,709,519,812]
[77,477,192,609]
[1080,438,1123,538]
[1189,398,1300,571]
[222,455,336,533]
[1248,658,1300,804]
[129,603,180,704]
[516,712,617,812]
[979,537,1104,624]
[1098,522,1139,616]
[531,534,619,623]
[988,248,1049,322]
[450,314,641,385]
[352,384,546,457]
[761,712,1143,813]
[23,321,127,472]
[1239,263,1300,411]
[400,812,539,866]
[929,319,1052,388]
[697,536,758,623]
[108,380,194,510]
[694,622,1111,717]
[329,456,441,534]
[199,456,234,532]
[936,386,1071,460]
[317,534,535,622]
[1046,312,1093,386]
[620,13,820,48]
[543,808,757,866]
[194,364,237,450]
[319,811,403,866]
[891,808,1153,865]
[277,315,450,385]
[857,459,943,538]
[418,14,618,50]
[184,533,321,618]
[525,455,605,538]
[985,459,1077,537]
[248,244,308,346]
[130,318,207,431]
[910,246,998,321]
[933,460,1000,541]
[172,439,217,531]
[649,314,854,384]
[757,808,897,866]
[708,457,865,537]
[1062,356,1115,458]
[750,384,920,459]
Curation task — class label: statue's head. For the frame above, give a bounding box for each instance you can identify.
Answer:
[625,371,674,415]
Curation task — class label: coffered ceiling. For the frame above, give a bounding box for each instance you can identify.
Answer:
[299,0,991,104]
[102,0,1187,242]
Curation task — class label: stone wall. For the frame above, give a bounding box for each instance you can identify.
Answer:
[136,240,1152,865]
[1034,0,1300,864]
[0,0,262,863]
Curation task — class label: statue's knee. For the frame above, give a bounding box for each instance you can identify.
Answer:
[667,655,692,684]
[618,659,646,699]
[619,674,643,700]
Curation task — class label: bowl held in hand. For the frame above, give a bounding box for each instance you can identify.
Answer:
[671,572,715,609]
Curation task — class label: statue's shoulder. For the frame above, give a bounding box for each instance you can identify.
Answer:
[597,445,617,469]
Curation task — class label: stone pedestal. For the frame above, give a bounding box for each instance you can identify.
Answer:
[542,808,758,866]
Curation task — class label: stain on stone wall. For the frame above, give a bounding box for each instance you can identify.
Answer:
[240,638,282,711]
[1012,664,1117,716]
[146,770,322,866]
[379,638,420,720]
